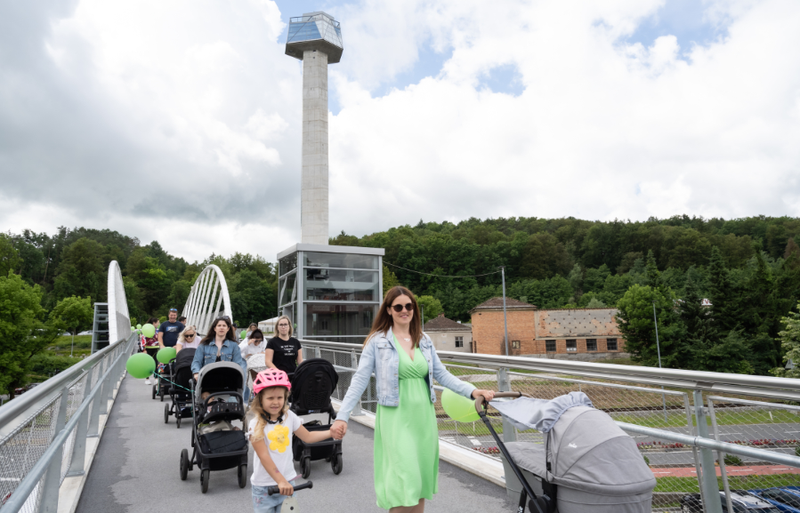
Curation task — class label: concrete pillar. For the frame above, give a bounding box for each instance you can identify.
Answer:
[301,49,329,245]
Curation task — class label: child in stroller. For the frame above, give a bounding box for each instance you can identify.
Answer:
[164,348,195,428]
[248,368,333,513]
[179,361,249,493]
[288,358,343,478]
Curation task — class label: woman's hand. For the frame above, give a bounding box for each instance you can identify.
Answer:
[277,477,293,496]
[472,389,495,402]
[331,420,347,439]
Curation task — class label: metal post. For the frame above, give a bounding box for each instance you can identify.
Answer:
[350,350,362,416]
[40,387,70,512]
[501,266,509,356]
[708,398,734,513]
[653,302,668,422]
[67,369,94,476]
[693,390,723,513]
[497,368,516,443]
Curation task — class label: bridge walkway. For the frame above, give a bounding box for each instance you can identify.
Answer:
[77,374,513,513]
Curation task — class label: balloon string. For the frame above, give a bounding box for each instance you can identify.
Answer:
[152,373,194,394]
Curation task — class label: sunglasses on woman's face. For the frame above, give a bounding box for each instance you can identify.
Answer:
[185,334,195,339]
[391,303,414,312]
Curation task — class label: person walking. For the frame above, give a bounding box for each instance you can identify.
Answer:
[330,286,494,512]
[265,316,303,376]
[191,316,247,380]
[158,308,185,349]
[175,325,200,352]
[141,316,160,386]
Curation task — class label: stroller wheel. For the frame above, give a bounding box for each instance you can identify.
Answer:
[160,389,164,402]
[164,403,169,424]
[176,415,181,429]
[301,456,311,479]
[238,464,247,488]
[200,469,209,494]
[151,385,156,400]
[332,453,343,475]
[180,449,189,481]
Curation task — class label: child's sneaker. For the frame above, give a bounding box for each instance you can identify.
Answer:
[145,378,151,385]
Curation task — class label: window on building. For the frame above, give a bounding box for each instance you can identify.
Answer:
[586,339,597,351]
[566,339,577,352]
[546,340,556,352]
[455,336,464,348]
[511,340,520,349]
[607,338,618,351]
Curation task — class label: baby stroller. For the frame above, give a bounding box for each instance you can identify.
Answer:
[164,348,195,428]
[153,355,173,402]
[481,391,656,513]
[289,358,342,478]
[179,361,248,493]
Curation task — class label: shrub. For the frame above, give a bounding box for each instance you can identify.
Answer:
[29,353,81,376]
[724,454,744,466]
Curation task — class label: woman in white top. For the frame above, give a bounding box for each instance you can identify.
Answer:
[175,325,200,352]
[239,329,267,359]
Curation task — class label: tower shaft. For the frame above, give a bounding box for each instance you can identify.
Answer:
[301,49,329,245]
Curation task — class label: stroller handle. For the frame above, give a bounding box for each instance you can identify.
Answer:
[267,480,313,496]
[474,391,523,415]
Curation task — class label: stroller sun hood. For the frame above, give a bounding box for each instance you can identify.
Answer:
[195,361,244,403]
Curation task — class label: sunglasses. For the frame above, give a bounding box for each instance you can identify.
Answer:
[391,303,414,312]
[185,334,195,339]
[170,308,178,312]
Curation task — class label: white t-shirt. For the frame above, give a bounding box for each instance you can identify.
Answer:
[180,337,201,350]
[248,410,302,486]
[240,338,267,358]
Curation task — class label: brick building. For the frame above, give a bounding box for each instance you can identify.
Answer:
[423,313,472,353]
[469,297,626,360]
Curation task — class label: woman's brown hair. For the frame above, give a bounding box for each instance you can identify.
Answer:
[364,286,422,348]
[200,317,236,345]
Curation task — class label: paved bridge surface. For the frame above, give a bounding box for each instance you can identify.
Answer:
[77,375,513,513]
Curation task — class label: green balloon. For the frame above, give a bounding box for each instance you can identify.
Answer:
[240,330,247,339]
[126,353,156,379]
[157,347,177,364]
[441,388,480,423]
[136,324,142,329]
[141,323,156,338]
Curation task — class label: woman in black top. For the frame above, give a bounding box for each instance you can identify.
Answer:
[265,315,303,376]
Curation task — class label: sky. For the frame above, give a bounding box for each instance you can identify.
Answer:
[1,0,799,264]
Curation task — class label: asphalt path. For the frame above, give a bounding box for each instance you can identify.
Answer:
[77,374,514,513]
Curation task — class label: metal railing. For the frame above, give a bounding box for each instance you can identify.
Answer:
[0,332,138,513]
[300,339,800,513]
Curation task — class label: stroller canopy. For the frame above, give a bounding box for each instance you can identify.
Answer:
[290,358,339,410]
[174,348,196,373]
[494,393,656,497]
[195,361,244,403]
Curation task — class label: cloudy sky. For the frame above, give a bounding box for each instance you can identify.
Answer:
[1,0,799,263]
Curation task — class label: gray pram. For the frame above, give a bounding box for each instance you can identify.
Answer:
[480,392,656,513]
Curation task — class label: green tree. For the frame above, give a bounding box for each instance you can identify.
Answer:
[383,265,401,293]
[0,234,21,276]
[417,295,444,324]
[0,273,60,397]
[51,296,94,357]
[773,301,800,378]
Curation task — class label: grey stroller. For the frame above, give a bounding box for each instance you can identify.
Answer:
[480,391,656,513]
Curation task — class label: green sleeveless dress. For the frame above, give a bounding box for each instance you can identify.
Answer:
[373,340,439,509]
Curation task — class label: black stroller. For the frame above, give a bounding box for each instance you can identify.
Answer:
[289,358,343,478]
[153,353,173,402]
[179,361,248,493]
[164,348,195,428]
[480,391,656,513]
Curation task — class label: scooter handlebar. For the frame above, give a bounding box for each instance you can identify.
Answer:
[267,481,313,496]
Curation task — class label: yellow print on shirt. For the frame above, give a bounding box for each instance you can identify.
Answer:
[267,424,291,453]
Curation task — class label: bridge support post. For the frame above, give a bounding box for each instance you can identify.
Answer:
[350,350,362,416]
[693,390,723,513]
[497,368,516,443]
[40,387,70,512]
[87,364,104,437]
[66,368,94,476]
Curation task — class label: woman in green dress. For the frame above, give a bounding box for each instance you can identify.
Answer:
[332,286,495,512]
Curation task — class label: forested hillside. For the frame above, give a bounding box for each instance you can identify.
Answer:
[332,215,800,376]
[3,215,800,377]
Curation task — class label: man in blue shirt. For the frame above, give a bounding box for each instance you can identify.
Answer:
[158,308,185,348]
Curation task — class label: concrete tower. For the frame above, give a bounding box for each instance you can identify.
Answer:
[286,12,343,245]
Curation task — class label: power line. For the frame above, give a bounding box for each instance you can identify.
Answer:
[384,261,502,279]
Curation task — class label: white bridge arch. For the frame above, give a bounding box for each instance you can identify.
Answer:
[183,264,233,336]
[107,260,131,343]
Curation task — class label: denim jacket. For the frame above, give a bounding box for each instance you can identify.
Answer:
[190,339,247,375]
[335,327,476,423]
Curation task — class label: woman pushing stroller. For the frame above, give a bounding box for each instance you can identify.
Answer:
[331,286,495,512]
[248,368,334,513]
[191,316,247,380]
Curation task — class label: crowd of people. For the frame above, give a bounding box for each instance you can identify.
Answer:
[140,286,494,513]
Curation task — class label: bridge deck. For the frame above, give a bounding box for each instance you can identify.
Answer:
[78,375,513,512]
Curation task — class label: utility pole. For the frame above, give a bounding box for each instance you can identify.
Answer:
[501,266,509,356]
[653,301,668,421]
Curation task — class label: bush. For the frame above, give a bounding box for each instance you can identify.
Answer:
[796,446,800,457]
[29,353,81,376]
[643,455,650,466]
[724,454,744,466]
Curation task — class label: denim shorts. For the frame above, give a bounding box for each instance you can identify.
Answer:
[252,479,296,513]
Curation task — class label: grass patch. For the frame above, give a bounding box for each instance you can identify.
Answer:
[615,408,799,429]
[654,474,800,493]
[48,335,92,357]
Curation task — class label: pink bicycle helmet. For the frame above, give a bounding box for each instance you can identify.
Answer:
[253,368,292,395]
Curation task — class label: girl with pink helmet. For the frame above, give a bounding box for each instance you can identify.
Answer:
[247,368,334,513]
